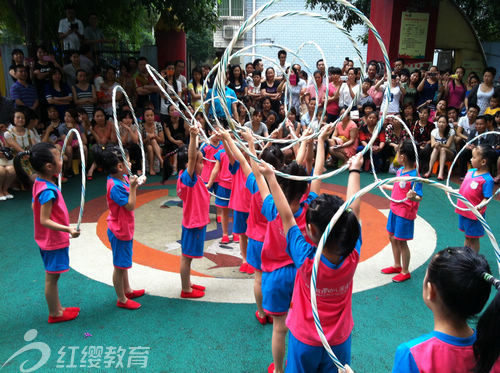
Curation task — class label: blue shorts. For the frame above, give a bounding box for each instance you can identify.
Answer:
[286,331,351,373]
[233,211,249,234]
[39,247,69,273]
[107,229,133,269]
[386,211,414,241]
[262,264,297,315]
[246,238,263,271]
[215,185,231,207]
[458,215,484,238]
[181,226,206,258]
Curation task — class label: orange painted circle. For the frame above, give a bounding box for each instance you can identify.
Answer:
[93,188,389,275]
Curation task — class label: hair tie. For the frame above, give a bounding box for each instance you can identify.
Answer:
[482,272,500,290]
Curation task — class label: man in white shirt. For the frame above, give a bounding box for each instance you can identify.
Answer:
[308,59,327,86]
[58,7,84,52]
[174,60,187,102]
[275,50,290,81]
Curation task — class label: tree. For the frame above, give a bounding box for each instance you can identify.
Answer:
[305,0,500,42]
[187,28,215,66]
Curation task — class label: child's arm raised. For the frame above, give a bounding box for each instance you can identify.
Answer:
[295,127,313,167]
[250,152,271,202]
[346,153,363,218]
[124,175,139,211]
[220,127,252,177]
[40,200,80,237]
[186,125,200,178]
[218,128,237,166]
[311,123,334,195]
[259,161,296,235]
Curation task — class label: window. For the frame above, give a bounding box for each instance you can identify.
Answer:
[219,0,244,17]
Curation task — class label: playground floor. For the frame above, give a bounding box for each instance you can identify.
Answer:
[1,172,498,372]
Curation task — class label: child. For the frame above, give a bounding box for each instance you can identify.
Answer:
[207,132,233,244]
[424,115,455,180]
[392,247,500,372]
[94,145,145,309]
[176,125,210,298]
[381,141,423,282]
[57,109,88,178]
[484,93,499,116]
[22,143,80,322]
[455,145,495,252]
[218,129,253,273]
[257,133,363,372]
[252,124,333,373]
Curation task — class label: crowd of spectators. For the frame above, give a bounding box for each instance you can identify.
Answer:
[1,37,500,200]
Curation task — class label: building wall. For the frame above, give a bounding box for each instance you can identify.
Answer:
[215,0,368,74]
[483,42,500,78]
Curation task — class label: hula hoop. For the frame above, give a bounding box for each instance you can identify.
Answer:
[311,175,500,371]
[58,128,86,231]
[368,114,420,203]
[111,85,147,185]
[445,131,500,211]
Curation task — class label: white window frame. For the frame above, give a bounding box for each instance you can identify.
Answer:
[218,0,244,20]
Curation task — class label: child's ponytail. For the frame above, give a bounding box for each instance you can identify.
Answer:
[14,142,56,188]
[474,273,500,373]
[13,150,32,189]
[93,145,127,175]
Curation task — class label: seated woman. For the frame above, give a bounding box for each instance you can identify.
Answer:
[244,109,268,137]
[424,115,455,180]
[384,115,410,173]
[86,107,116,180]
[118,110,141,175]
[57,108,88,179]
[411,106,434,174]
[141,107,165,176]
[357,111,386,171]
[0,123,16,200]
[163,104,188,175]
[328,108,359,165]
[44,68,73,121]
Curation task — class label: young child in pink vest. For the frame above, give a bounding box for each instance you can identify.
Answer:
[94,146,145,310]
[177,125,210,298]
[381,141,423,283]
[455,145,495,252]
[22,143,81,323]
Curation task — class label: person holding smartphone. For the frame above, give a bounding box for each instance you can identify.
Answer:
[58,7,84,52]
[417,66,441,108]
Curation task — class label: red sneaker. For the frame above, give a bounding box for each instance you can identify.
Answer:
[233,234,240,243]
[180,289,205,298]
[191,284,205,291]
[220,235,230,244]
[267,315,273,324]
[245,264,255,274]
[255,310,267,325]
[117,299,141,310]
[392,272,411,283]
[381,266,402,274]
[239,262,247,273]
[268,363,275,373]
[125,289,145,299]
[48,309,79,323]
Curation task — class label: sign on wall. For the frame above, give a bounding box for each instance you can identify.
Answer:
[398,12,429,59]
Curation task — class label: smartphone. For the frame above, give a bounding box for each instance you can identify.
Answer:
[429,73,436,77]
[289,74,297,85]
[42,55,51,62]
[341,75,348,82]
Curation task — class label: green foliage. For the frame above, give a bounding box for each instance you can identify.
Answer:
[305,0,371,33]
[187,28,215,66]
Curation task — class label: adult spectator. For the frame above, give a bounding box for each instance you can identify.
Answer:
[261,67,284,113]
[117,61,136,108]
[305,70,327,106]
[63,51,81,87]
[276,50,290,81]
[444,66,466,111]
[455,104,479,149]
[204,84,239,127]
[253,58,264,73]
[424,114,456,180]
[245,62,255,85]
[79,45,94,78]
[300,98,317,131]
[308,59,327,86]
[329,108,359,164]
[135,56,161,110]
[33,46,60,94]
[402,70,420,106]
[72,69,97,119]
[366,62,378,81]
[174,60,188,102]
[411,106,434,174]
[228,64,248,100]
[163,104,188,176]
[393,58,405,75]
[286,64,306,115]
[357,110,386,171]
[160,61,181,123]
[465,67,497,115]
[325,67,341,123]
[368,72,385,108]
[10,65,38,110]
[357,78,374,112]
[128,57,138,77]
[458,115,497,178]
[98,66,121,116]
[384,115,410,172]
[8,49,29,83]
[338,67,359,109]
[245,109,268,137]
[84,14,115,56]
[417,65,441,108]
[248,69,263,106]
[44,68,73,120]
[187,67,204,112]
[58,7,84,52]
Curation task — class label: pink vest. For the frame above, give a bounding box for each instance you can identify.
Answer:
[456,169,493,220]
[177,169,210,229]
[228,161,251,213]
[390,168,421,220]
[214,149,232,189]
[32,178,70,250]
[246,192,267,242]
[286,250,359,346]
[200,141,223,183]
[106,176,135,241]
